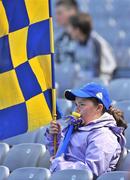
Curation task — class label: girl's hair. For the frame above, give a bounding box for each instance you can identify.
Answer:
[69,13,92,39]
[88,97,127,130]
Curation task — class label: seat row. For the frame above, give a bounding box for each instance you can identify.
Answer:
[0,166,130,180]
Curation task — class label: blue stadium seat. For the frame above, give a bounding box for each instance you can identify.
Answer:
[108,78,130,101]
[97,171,130,180]
[125,123,130,150]
[74,76,104,88]
[0,143,10,165]
[116,152,130,171]
[35,126,49,145]
[37,150,51,169]
[3,143,46,172]
[0,166,9,180]
[115,47,130,67]
[8,167,51,180]
[116,147,128,170]
[113,67,130,79]
[55,63,80,98]
[3,125,49,146]
[3,131,38,146]
[86,0,130,68]
[50,169,93,180]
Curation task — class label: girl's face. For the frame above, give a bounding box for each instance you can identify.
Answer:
[75,97,103,124]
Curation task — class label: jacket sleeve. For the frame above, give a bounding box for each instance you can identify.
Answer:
[50,128,121,177]
[44,128,64,156]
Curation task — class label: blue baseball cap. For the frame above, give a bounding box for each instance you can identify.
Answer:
[64,82,112,110]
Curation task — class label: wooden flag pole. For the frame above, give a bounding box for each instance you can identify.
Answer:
[49,1,57,155]
[52,88,57,155]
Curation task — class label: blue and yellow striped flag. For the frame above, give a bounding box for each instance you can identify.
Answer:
[0,0,58,140]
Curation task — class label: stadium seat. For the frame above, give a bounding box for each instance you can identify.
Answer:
[50,169,93,180]
[37,150,51,169]
[86,0,130,68]
[115,47,130,68]
[97,171,130,180]
[55,63,80,98]
[125,123,130,150]
[74,76,104,88]
[116,152,130,171]
[3,125,49,146]
[108,78,130,101]
[3,131,38,146]
[3,143,46,172]
[113,67,130,79]
[0,166,9,180]
[114,100,130,123]
[116,147,128,170]
[0,143,10,165]
[8,167,51,180]
[36,126,49,145]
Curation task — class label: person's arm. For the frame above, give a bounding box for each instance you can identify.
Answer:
[44,128,61,156]
[44,121,65,156]
[50,128,121,176]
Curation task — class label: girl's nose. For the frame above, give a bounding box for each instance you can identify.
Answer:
[75,106,80,113]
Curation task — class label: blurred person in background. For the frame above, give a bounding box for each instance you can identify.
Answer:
[54,1,117,84]
[67,13,117,83]
[54,0,79,64]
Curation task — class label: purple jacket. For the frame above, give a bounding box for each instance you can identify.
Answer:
[44,113,126,177]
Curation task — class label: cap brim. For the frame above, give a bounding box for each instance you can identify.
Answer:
[64,89,91,101]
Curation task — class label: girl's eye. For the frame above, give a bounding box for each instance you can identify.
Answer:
[75,102,86,107]
[78,103,85,107]
[80,103,85,106]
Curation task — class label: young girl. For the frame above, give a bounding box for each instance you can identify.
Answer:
[45,82,127,178]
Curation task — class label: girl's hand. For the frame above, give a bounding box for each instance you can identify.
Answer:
[49,121,61,135]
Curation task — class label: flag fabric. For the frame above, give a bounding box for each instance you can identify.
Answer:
[0,0,57,140]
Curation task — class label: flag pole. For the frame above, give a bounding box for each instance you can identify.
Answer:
[49,0,57,155]
[52,89,57,155]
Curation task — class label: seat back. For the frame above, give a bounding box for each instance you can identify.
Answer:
[8,167,51,180]
[117,152,130,171]
[0,143,10,165]
[3,131,38,146]
[116,147,128,170]
[113,67,130,79]
[74,76,104,88]
[125,123,130,149]
[37,150,51,169]
[3,143,46,171]
[35,126,49,144]
[50,169,93,180]
[0,166,9,180]
[108,78,130,101]
[55,63,80,98]
[97,171,130,180]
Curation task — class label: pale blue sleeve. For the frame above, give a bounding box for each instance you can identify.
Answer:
[44,128,64,156]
